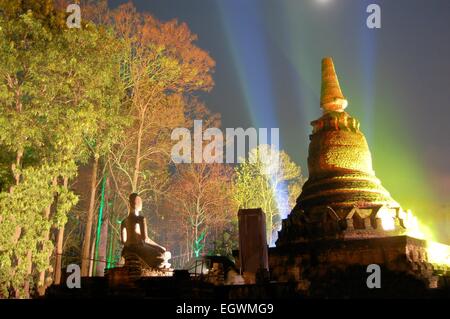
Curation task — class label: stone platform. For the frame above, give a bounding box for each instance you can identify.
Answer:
[45,241,450,299]
[268,235,450,297]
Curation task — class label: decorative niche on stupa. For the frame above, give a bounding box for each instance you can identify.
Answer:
[277,57,412,245]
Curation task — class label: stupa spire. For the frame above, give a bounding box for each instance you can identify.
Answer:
[320,57,348,112]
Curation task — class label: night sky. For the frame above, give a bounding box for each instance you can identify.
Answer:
[109,0,450,224]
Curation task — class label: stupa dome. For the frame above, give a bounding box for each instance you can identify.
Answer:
[298,111,399,210]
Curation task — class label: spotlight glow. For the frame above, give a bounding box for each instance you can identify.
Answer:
[398,209,450,267]
[378,209,395,231]
[427,242,450,267]
[316,0,331,4]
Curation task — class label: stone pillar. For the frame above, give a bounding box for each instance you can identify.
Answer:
[238,208,269,284]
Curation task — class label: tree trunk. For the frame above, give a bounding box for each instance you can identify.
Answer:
[95,178,109,276]
[81,155,99,276]
[88,230,96,276]
[131,114,145,191]
[11,148,24,298]
[38,177,58,296]
[95,212,109,276]
[107,222,116,268]
[22,250,33,299]
[12,148,23,188]
[54,226,65,285]
[54,177,69,285]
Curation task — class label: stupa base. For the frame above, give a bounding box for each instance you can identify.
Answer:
[269,235,450,295]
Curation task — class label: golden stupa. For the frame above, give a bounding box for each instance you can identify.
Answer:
[277,57,402,245]
[298,57,399,211]
[272,57,450,292]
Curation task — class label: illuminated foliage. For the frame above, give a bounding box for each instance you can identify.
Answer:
[169,163,236,266]
[233,145,303,245]
[0,0,66,29]
[0,1,124,297]
[97,3,216,264]
[105,2,215,204]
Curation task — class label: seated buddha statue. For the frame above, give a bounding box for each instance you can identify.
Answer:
[120,193,171,269]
